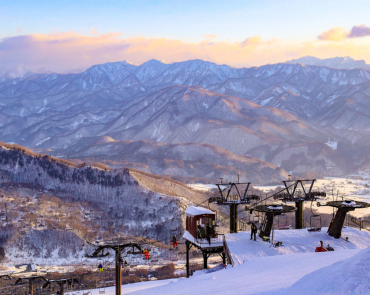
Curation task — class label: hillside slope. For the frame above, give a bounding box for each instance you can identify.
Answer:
[0,143,208,263]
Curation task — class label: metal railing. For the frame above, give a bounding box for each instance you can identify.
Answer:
[195,234,224,247]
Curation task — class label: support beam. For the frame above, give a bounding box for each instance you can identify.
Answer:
[115,250,122,295]
[29,280,33,295]
[203,251,208,269]
[295,200,304,229]
[186,242,190,278]
[230,204,238,233]
[328,207,354,238]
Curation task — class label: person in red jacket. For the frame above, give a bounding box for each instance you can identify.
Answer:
[172,235,178,249]
[315,241,328,252]
[143,248,150,259]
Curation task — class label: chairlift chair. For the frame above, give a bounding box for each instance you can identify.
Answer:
[128,267,136,276]
[307,214,322,232]
[149,247,158,262]
[170,250,178,261]
[277,214,290,230]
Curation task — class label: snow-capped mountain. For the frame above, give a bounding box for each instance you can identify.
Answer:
[0,64,35,82]
[286,56,370,70]
[1,59,370,176]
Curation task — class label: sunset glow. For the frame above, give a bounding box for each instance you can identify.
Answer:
[0,0,370,71]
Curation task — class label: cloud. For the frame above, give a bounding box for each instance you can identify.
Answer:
[203,34,216,39]
[16,27,22,32]
[90,28,98,35]
[348,25,370,38]
[1,32,370,72]
[318,24,370,41]
[239,35,262,47]
[317,27,347,42]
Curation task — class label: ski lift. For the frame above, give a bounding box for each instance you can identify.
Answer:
[170,249,178,261]
[307,201,322,232]
[277,214,290,230]
[150,248,159,263]
[130,256,138,268]
[128,256,137,277]
[307,214,322,232]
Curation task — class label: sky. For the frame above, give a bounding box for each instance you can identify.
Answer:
[1,0,370,72]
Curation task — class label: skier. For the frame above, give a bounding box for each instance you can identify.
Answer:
[250,222,257,241]
[98,263,104,272]
[172,235,178,249]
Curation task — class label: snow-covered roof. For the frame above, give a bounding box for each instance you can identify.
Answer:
[185,206,214,216]
[342,201,360,207]
[267,206,283,210]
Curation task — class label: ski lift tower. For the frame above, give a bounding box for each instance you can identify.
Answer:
[253,204,296,241]
[41,278,80,295]
[272,179,326,229]
[85,238,143,295]
[318,200,370,238]
[211,182,259,233]
[13,275,48,295]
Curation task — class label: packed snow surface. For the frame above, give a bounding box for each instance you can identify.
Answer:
[185,206,214,216]
[225,227,370,265]
[72,228,370,295]
[128,251,360,295]
[285,247,370,295]
[64,279,178,295]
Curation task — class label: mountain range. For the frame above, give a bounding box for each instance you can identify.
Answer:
[1,57,370,182]
[286,56,370,70]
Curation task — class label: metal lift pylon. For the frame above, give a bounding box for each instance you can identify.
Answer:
[85,239,143,295]
[210,182,259,233]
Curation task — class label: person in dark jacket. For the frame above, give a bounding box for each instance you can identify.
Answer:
[250,222,257,241]
[206,222,212,245]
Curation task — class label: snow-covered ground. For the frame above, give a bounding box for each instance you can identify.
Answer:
[225,227,370,265]
[64,279,178,295]
[93,227,370,295]
[126,251,361,295]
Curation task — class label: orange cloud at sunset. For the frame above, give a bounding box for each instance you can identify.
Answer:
[318,24,370,42]
[317,27,347,42]
[1,31,370,72]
